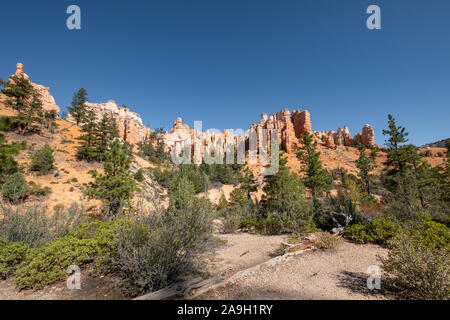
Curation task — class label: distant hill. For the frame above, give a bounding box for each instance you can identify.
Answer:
[422,139,449,148]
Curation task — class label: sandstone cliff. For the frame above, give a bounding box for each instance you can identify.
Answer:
[8,63,60,114]
[163,108,375,160]
[68,100,151,146]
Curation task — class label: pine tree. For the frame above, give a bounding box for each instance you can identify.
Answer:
[67,88,88,126]
[263,156,309,223]
[382,114,421,177]
[85,139,136,217]
[382,114,443,219]
[168,174,196,211]
[0,76,43,134]
[297,131,332,211]
[237,167,257,201]
[91,114,119,161]
[356,145,375,195]
[76,109,98,161]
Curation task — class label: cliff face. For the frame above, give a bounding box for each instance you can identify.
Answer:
[8,63,60,115]
[314,124,375,148]
[163,108,376,160]
[68,100,151,146]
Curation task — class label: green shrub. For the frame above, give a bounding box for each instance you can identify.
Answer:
[343,224,375,244]
[222,207,242,233]
[14,236,101,290]
[134,169,144,182]
[0,116,14,131]
[30,144,54,174]
[27,181,51,197]
[111,200,213,296]
[2,172,27,203]
[0,241,29,279]
[0,203,85,248]
[410,220,450,250]
[71,177,78,183]
[380,232,450,300]
[13,219,123,290]
[371,217,403,244]
[240,217,284,235]
[344,216,449,249]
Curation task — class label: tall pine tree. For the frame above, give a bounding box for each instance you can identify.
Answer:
[85,139,136,217]
[67,88,88,126]
[356,145,375,195]
[297,131,332,211]
[0,76,43,134]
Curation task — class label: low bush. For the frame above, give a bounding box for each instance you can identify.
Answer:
[2,172,27,203]
[315,232,342,250]
[12,219,123,290]
[380,232,449,300]
[0,240,29,279]
[343,223,375,244]
[111,200,213,296]
[134,169,144,182]
[27,181,51,197]
[0,203,85,248]
[344,216,449,249]
[409,220,450,250]
[222,207,242,233]
[29,144,54,174]
[241,216,284,235]
[14,236,101,290]
[0,116,14,131]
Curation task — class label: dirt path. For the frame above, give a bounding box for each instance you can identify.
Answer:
[0,272,125,300]
[195,241,389,300]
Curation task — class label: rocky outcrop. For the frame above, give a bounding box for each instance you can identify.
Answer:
[68,100,151,146]
[9,63,60,115]
[354,124,375,147]
[314,124,375,148]
[163,108,376,160]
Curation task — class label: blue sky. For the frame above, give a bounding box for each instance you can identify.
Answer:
[0,0,449,146]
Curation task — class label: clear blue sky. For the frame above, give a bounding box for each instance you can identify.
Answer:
[1,0,449,146]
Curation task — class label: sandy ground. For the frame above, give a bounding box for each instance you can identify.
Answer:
[0,270,125,300]
[0,234,389,300]
[202,233,286,276]
[195,240,389,300]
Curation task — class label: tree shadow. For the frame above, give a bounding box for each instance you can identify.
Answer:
[336,271,385,297]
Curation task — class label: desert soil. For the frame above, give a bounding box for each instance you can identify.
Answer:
[194,240,389,300]
[0,234,388,300]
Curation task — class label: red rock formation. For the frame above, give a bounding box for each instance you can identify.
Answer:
[354,124,375,147]
[8,63,60,115]
[163,108,376,159]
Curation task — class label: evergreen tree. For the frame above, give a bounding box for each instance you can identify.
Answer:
[382,114,443,219]
[297,131,332,211]
[356,145,375,195]
[85,139,136,217]
[76,109,98,161]
[67,88,88,126]
[91,114,119,161]
[168,174,196,211]
[0,76,43,134]
[138,128,167,164]
[382,114,420,177]
[30,144,55,175]
[0,134,26,182]
[238,167,257,200]
[263,156,309,224]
